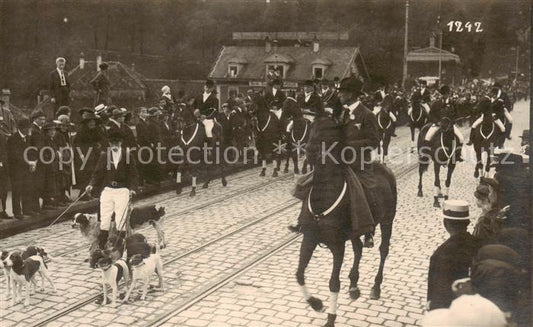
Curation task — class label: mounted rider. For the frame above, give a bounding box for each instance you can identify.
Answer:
[373,83,397,137]
[195,79,220,139]
[467,86,512,146]
[297,79,324,122]
[335,76,383,247]
[424,85,464,161]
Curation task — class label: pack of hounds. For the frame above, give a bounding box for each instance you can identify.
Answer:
[1,204,167,308]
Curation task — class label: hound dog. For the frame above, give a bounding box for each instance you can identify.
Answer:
[94,256,130,307]
[5,252,56,306]
[72,212,102,258]
[123,234,164,303]
[1,250,12,298]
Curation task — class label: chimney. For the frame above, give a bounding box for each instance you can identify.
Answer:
[272,39,278,53]
[96,54,102,71]
[429,36,436,47]
[312,34,319,53]
[265,36,272,53]
[79,52,85,69]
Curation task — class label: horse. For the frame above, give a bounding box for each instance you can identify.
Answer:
[472,99,503,178]
[281,97,312,174]
[408,96,428,152]
[375,107,396,163]
[417,114,462,207]
[250,95,283,177]
[295,116,397,327]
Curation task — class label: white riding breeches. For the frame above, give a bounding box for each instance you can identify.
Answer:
[472,115,505,132]
[204,119,214,138]
[100,187,129,231]
[424,125,464,143]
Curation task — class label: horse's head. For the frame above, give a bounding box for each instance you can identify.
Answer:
[305,116,343,166]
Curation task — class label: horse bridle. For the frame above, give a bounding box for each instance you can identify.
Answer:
[410,103,423,122]
[377,111,392,130]
[291,121,308,143]
[307,181,347,221]
[256,114,271,132]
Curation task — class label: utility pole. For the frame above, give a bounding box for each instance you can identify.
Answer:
[514,44,520,81]
[437,2,442,85]
[402,0,409,89]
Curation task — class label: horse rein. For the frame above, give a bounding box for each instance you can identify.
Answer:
[440,133,457,162]
[181,122,199,146]
[377,111,392,130]
[479,122,495,140]
[307,181,347,221]
[291,121,308,143]
[256,115,271,132]
[410,104,423,123]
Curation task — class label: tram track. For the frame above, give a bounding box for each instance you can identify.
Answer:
[28,148,419,327]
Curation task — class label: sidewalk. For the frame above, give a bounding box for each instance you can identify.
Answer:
[0,160,259,239]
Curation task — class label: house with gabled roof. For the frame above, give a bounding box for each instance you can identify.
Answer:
[209,33,369,105]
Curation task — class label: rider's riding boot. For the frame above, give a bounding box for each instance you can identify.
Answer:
[466,128,475,146]
[366,188,384,225]
[506,123,513,140]
[363,232,374,248]
[98,230,109,250]
[390,124,397,137]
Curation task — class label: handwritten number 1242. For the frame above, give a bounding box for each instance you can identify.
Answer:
[447,21,483,32]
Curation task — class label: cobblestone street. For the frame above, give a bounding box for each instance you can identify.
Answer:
[0,101,529,327]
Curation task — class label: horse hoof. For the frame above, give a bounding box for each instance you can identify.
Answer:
[301,168,307,174]
[283,168,289,173]
[175,187,182,195]
[369,287,381,300]
[323,313,336,327]
[307,296,323,311]
[474,170,480,178]
[222,178,227,187]
[190,189,196,197]
[202,183,209,189]
[417,190,423,197]
[272,171,279,177]
[259,170,266,177]
[433,199,440,208]
[294,168,300,174]
[444,196,449,200]
[349,287,361,300]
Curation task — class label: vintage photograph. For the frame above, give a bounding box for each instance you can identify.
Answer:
[0,0,530,326]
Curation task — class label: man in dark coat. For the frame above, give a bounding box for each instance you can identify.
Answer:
[7,119,34,219]
[29,110,47,213]
[195,79,219,119]
[107,108,136,149]
[336,76,382,247]
[49,57,70,116]
[90,63,111,106]
[297,80,323,120]
[54,115,74,204]
[41,122,60,209]
[321,79,340,111]
[145,107,163,185]
[427,199,479,310]
[86,131,138,248]
[264,79,286,109]
[136,107,151,186]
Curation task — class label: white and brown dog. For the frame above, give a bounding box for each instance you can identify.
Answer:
[94,256,130,307]
[5,251,56,306]
[123,235,164,303]
[1,250,13,298]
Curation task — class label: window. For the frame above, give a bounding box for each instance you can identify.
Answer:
[267,64,285,78]
[228,86,239,99]
[313,67,323,79]
[229,65,238,78]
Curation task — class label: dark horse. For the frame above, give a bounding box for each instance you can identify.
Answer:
[296,117,397,327]
[417,114,462,207]
[251,95,283,177]
[472,98,503,178]
[281,97,312,174]
[174,105,223,196]
[375,107,396,163]
[408,94,428,152]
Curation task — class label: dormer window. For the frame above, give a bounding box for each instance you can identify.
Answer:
[229,65,238,78]
[227,57,247,78]
[311,57,332,80]
[264,53,293,80]
[267,64,285,79]
[313,67,323,79]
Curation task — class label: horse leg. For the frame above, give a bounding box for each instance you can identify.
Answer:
[383,133,391,162]
[175,170,182,195]
[296,234,322,311]
[272,154,280,177]
[417,163,426,197]
[324,242,345,327]
[484,148,493,177]
[284,142,290,173]
[292,151,299,174]
[260,159,267,177]
[444,163,456,200]
[433,164,441,207]
[348,237,363,299]
[410,126,416,152]
[302,158,308,174]
[474,146,482,178]
[190,174,197,197]
[370,223,393,300]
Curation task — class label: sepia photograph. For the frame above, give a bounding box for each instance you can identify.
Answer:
[0,0,530,326]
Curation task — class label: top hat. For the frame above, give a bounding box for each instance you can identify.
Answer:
[442,199,470,220]
[82,112,99,123]
[30,110,46,121]
[111,108,126,118]
[99,63,108,70]
[272,79,281,86]
[303,80,314,87]
[338,77,363,96]
[205,79,215,88]
[43,121,58,130]
[107,130,123,142]
[439,85,450,96]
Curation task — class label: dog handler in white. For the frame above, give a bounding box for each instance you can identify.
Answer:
[86,130,138,248]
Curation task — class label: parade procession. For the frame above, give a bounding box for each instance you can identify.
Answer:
[0,1,531,326]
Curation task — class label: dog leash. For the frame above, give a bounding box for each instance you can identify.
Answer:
[47,189,89,228]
